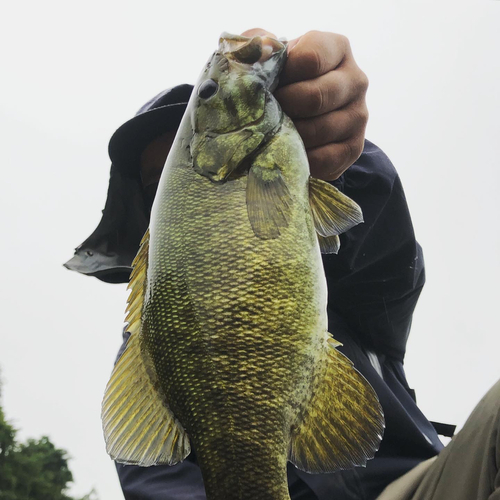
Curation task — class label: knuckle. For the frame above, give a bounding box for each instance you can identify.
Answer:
[332,33,349,52]
[356,69,369,93]
[357,109,369,131]
[339,34,350,46]
[345,67,369,100]
[360,104,369,126]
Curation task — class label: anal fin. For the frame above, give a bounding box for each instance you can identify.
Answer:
[289,336,384,473]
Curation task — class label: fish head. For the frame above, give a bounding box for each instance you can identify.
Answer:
[190,33,287,183]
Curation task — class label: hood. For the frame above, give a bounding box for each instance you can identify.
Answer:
[64,84,193,283]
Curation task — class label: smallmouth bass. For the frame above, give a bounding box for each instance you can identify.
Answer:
[102,33,384,500]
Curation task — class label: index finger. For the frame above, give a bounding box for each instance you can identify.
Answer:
[280,31,349,85]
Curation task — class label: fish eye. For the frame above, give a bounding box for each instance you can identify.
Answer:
[198,79,219,99]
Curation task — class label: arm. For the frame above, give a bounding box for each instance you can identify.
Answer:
[324,142,425,362]
[244,30,423,361]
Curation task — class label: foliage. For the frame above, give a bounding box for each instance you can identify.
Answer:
[0,401,96,500]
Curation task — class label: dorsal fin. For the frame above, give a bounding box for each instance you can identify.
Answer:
[101,229,191,466]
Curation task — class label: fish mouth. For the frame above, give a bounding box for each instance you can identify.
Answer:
[219,32,287,66]
[218,32,288,99]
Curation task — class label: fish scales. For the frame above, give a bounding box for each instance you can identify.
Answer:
[145,120,322,498]
[102,32,384,500]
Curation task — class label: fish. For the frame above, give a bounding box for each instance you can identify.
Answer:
[101,32,384,500]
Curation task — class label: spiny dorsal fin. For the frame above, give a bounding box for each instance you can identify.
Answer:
[289,336,384,473]
[246,164,292,239]
[309,177,363,241]
[102,229,191,466]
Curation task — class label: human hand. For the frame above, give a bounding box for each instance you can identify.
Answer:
[242,29,369,181]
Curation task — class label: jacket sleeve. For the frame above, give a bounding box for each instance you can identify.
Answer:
[323,140,425,362]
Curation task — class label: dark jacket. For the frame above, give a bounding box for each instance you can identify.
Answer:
[66,86,444,500]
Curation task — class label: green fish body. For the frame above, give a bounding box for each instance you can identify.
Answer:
[102,33,384,500]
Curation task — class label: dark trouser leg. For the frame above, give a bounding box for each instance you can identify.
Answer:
[116,460,207,500]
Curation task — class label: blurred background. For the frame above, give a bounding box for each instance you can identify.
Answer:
[1,0,499,498]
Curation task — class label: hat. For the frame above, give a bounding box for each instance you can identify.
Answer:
[108,84,193,176]
[64,84,194,283]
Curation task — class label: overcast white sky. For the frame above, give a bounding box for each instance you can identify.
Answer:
[1,1,499,498]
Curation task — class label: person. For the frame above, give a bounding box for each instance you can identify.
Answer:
[65,29,500,500]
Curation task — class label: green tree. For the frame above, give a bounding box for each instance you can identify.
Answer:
[0,392,96,500]
[0,406,16,482]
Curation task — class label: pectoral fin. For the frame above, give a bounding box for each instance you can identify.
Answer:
[102,230,191,466]
[289,336,384,473]
[309,177,363,242]
[246,163,292,239]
